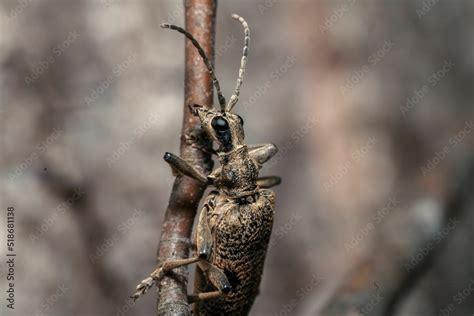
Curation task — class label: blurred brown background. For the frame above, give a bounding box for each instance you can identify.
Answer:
[1,0,474,315]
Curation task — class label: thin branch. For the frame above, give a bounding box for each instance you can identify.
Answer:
[155,1,217,315]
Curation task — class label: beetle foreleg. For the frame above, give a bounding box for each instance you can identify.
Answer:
[163,152,210,184]
[257,176,282,188]
[248,143,278,165]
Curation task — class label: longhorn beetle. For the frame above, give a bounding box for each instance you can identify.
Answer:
[132,14,281,315]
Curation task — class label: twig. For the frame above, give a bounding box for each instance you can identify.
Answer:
[155,1,217,315]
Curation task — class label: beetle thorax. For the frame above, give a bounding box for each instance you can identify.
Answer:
[218,145,259,197]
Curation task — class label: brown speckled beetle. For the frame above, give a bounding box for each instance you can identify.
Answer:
[132,14,281,316]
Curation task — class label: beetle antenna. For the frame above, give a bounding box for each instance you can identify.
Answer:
[161,23,226,111]
[227,14,249,112]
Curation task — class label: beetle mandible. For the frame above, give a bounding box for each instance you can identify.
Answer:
[132,14,281,316]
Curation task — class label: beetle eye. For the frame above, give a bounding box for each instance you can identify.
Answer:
[237,115,244,126]
[211,117,229,131]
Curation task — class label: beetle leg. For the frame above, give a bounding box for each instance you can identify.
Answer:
[183,131,217,155]
[133,197,220,301]
[191,143,217,155]
[187,103,203,116]
[197,260,232,293]
[163,152,210,184]
[132,256,230,302]
[196,205,213,258]
[131,256,201,301]
[248,143,278,165]
[207,167,222,186]
[187,261,232,303]
[188,290,222,303]
[257,176,281,188]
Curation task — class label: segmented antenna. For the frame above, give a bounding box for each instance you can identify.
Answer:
[227,14,250,112]
[160,23,227,111]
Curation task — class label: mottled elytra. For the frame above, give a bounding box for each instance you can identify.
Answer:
[132,14,281,316]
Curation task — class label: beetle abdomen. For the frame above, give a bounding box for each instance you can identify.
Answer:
[195,189,275,315]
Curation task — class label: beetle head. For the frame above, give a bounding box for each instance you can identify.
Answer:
[190,105,244,152]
